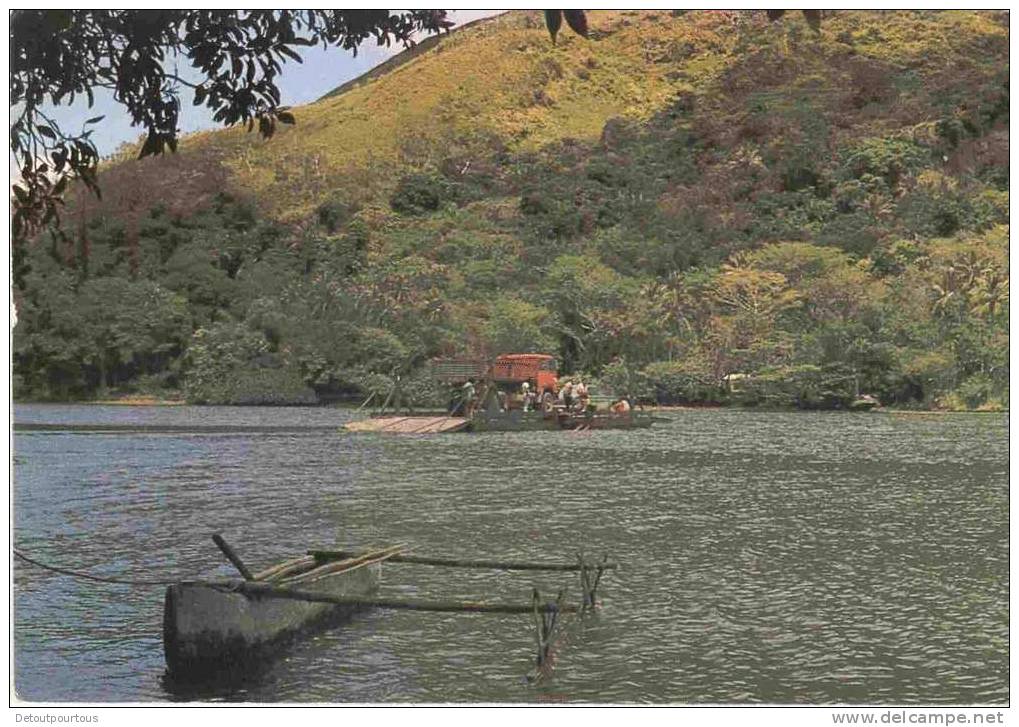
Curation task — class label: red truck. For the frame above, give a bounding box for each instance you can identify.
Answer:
[431,354,560,411]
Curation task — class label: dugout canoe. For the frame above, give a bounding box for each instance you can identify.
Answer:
[162,549,387,677]
[557,411,654,430]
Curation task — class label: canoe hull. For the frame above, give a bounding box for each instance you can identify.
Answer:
[558,413,654,430]
[163,562,380,677]
[469,410,558,432]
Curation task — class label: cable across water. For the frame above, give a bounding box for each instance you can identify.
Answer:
[13,548,181,587]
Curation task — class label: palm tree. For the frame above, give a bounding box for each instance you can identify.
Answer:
[970,270,1009,319]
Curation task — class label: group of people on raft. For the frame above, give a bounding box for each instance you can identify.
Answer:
[457,378,631,417]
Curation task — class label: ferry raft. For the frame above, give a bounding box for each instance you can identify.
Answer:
[343,353,657,435]
[343,408,654,435]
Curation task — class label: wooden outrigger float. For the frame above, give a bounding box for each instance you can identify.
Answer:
[163,535,615,681]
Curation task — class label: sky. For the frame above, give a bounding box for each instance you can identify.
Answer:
[35,10,504,161]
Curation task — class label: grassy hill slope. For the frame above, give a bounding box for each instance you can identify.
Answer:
[87,10,1005,219]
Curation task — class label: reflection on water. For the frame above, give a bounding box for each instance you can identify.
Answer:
[13,405,1009,703]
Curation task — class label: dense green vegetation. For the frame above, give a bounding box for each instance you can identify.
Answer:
[12,11,1009,410]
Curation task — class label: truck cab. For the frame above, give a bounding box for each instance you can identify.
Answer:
[430,354,560,413]
[489,354,559,411]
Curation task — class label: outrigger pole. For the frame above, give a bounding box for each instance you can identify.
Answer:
[224,539,612,676]
[230,579,580,674]
[304,547,613,674]
[231,581,581,615]
[308,549,618,573]
[212,533,255,580]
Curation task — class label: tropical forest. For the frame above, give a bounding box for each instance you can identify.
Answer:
[11,10,1010,410]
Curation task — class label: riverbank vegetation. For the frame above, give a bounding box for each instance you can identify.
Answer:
[12,11,1008,410]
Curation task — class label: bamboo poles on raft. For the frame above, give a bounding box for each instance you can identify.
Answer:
[250,545,407,584]
[307,550,618,572]
[280,544,406,585]
[252,555,317,582]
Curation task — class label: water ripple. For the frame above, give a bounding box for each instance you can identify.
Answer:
[12,405,1008,703]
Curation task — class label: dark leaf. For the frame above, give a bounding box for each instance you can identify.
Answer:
[85,115,105,125]
[277,45,304,63]
[138,132,161,158]
[37,125,57,140]
[544,10,563,43]
[258,116,273,138]
[563,10,588,38]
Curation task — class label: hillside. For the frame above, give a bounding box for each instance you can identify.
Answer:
[13,10,1009,410]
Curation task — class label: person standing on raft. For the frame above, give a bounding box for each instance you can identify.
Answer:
[573,380,589,412]
[559,380,574,410]
[521,381,535,412]
[462,379,477,417]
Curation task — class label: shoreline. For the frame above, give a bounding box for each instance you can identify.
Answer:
[12,399,1006,414]
[647,404,1008,414]
[14,396,188,407]
[87,397,187,406]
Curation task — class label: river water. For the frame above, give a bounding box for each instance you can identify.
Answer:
[12,404,1008,703]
